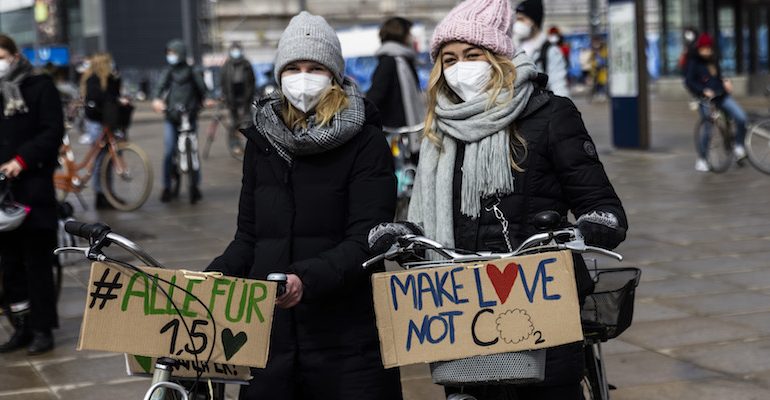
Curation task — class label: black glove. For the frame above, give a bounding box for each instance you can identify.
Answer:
[367,221,424,255]
[577,211,626,250]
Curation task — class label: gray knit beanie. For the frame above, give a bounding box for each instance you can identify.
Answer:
[273,11,345,85]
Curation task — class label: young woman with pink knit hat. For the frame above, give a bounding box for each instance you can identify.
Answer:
[407,0,628,398]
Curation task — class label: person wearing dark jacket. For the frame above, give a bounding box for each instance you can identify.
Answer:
[0,34,64,355]
[402,1,627,399]
[80,52,123,209]
[220,42,256,155]
[685,33,748,172]
[207,12,401,400]
[366,17,425,128]
[152,39,214,204]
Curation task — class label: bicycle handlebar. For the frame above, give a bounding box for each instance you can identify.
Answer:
[382,123,425,135]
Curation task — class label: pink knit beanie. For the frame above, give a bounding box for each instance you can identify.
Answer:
[430,0,513,62]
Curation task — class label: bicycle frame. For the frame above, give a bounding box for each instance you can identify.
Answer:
[54,127,127,196]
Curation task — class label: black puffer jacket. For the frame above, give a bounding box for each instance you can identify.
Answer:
[208,100,396,350]
[452,89,626,387]
[366,54,420,128]
[0,74,64,231]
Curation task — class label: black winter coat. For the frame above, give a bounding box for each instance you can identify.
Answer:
[366,53,419,128]
[452,90,627,387]
[684,56,725,98]
[0,74,64,231]
[84,74,121,124]
[208,100,397,351]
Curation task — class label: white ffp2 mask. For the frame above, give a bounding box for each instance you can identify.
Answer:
[443,62,492,102]
[512,21,533,41]
[0,60,10,79]
[281,73,332,113]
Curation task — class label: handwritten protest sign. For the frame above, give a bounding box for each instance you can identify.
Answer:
[78,262,276,368]
[372,251,582,368]
[125,354,252,383]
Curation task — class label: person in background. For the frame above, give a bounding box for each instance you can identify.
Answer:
[678,26,699,76]
[80,53,123,209]
[152,39,214,204]
[513,0,569,97]
[548,26,571,76]
[685,32,748,171]
[367,16,425,129]
[589,36,609,101]
[0,34,64,355]
[207,11,401,399]
[219,42,256,156]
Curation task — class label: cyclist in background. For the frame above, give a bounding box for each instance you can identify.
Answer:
[406,0,627,397]
[367,16,425,129]
[219,42,255,156]
[685,33,748,171]
[152,39,214,204]
[0,34,63,355]
[80,52,123,209]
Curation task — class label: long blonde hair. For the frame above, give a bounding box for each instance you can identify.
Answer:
[80,53,114,97]
[424,47,527,172]
[281,83,349,129]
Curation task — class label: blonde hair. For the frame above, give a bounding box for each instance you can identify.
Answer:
[424,46,527,172]
[80,53,114,97]
[281,82,349,129]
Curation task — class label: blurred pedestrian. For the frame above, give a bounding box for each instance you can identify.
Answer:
[367,16,425,128]
[548,26,570,68]
[220,42,255,156]
[0,34,63,355]
[685,33,748,171]
[207,11,401,400]
[152,39,214,204]
[513,0,569,97]
[406,0,627,398]
[80,52,124,209]
[678,26,699,75]
[589,36,608,101]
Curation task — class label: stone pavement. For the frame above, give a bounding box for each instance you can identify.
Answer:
[4,95,770,400]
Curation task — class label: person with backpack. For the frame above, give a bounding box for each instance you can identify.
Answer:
[513,0,569,98]
[220,42,256,156]
[152,39,214,204]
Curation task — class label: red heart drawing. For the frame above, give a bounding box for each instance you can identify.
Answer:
[486,263,519,304]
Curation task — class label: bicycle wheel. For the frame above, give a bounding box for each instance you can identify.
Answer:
[201,117,217,160]
[228,129,246,161]
[100,141,153,211]
[582,342,609,400]
[694,118,732,173]
[746,119,770,175]
[186,136,196,197]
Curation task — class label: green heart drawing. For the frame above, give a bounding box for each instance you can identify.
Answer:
[222,328,248,361]
[134,355,153,373]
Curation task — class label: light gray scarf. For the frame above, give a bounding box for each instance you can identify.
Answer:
[253,78,366,164]
[0,56,33,117]
[408,51,539,248]
[375,42,426,126]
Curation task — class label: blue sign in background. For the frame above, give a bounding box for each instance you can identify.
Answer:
[22,46,70,66]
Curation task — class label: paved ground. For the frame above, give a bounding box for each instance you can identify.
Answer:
[4,94,770,400]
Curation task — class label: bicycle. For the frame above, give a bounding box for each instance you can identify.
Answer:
[55,220,288,400]
[382,123,423,221]
[743,88,770,175]
[54,124,153,211]
[169,106,203,204]
[200,103,247,162]
[364,211,640,400]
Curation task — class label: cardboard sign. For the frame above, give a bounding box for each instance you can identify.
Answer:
[125,354,252,384]
[78,262,276,368]
[372,251,582,368]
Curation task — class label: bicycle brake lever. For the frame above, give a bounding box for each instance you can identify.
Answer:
[53,246,90,256]
[563,241,623,261]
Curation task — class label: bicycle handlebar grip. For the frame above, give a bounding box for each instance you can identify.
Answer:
[64,220,112,241]
[266,273,288,297]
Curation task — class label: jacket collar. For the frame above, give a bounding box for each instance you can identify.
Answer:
[518,89,551,120]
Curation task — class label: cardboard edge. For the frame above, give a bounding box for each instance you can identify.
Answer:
[371,274,399,369]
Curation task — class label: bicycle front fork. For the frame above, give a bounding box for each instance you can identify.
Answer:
[177,132,200,173]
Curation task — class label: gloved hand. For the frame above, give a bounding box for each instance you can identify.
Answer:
[577,211,626,250]
[367,221,424,255]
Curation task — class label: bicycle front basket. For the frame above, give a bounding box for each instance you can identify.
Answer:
[429,350,546,386]
[581,267,641,340]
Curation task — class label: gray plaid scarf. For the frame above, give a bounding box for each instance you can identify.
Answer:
[0,56,33,117]
[408,51,538,248]
[253,78,366,164]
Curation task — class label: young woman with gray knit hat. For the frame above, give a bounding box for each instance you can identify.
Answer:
[206,11,402,400]
[407,0,627,398]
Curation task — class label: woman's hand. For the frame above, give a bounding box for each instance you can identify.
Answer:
[703,88,716,99]
[152,99,166,113]
[723,79,734,94]
[276,273,303,309]
[0,159,23,178]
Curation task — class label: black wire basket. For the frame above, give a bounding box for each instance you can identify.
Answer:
[581,267,642,341]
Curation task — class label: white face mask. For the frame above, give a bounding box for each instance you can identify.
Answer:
[443,61,492,102]
[0,59,10,79]
[166,54,179,65]
[281,72,332,113]
[548,35,560,44]
[512,21,533,41]
[684,31,696,43]
[230,49,242,59]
